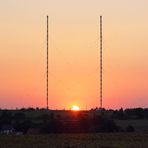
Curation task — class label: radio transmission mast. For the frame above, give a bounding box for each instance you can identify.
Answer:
[100,16,103,109]
[46,15,49,110]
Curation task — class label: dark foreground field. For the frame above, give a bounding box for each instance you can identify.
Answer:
[0,133,148,148]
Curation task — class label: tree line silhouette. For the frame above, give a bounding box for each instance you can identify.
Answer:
[0,107,147,134]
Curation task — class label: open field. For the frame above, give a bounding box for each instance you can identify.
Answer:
[115,120,148,132]
[0,133,148,148]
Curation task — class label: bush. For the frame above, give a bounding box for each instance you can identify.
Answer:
[126,125,135,132]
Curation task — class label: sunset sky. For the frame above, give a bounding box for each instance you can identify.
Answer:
[0,0,148,109]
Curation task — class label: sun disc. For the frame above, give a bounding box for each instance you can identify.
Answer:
[71,105,80,111]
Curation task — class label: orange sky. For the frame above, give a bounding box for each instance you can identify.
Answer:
[0,0,148,109]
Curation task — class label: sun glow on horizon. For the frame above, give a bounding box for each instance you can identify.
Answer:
[71,105,80,111]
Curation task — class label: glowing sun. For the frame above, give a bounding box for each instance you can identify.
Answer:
[71,105,80,111]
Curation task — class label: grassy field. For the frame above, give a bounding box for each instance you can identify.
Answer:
[0,133,148,148]
[115,120,148,132]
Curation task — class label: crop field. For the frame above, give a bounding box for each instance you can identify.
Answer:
[0,133,148,148]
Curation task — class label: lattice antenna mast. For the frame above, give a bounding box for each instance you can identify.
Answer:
[100,16,103,109]
[46,16,49,110]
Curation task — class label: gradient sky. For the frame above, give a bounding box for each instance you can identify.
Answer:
[0,0,148,109]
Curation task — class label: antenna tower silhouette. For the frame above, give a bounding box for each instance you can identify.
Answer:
[46,16,49,110]
[45,16,102,110]
[100,16,103,109]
